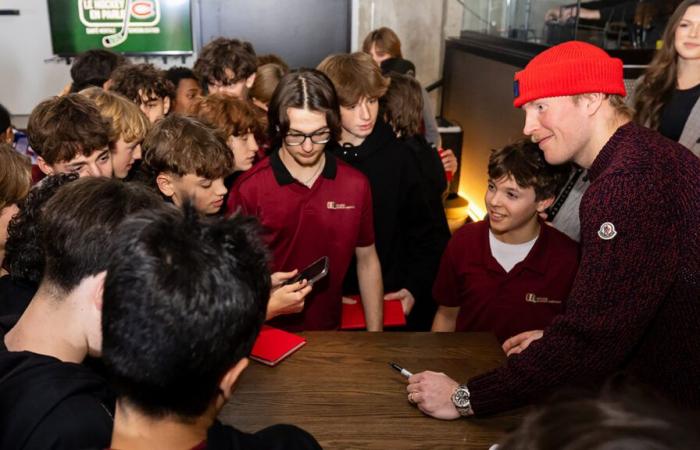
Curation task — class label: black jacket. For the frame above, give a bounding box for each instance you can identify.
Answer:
[206,420,322,450]
[328,119,447,330]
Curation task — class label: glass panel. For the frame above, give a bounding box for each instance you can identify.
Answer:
[460,0,660,49]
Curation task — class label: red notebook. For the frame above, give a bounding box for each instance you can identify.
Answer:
[250,325,306,366]
[340,295,407,330]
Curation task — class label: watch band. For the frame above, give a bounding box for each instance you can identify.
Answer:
[452,384,474,417]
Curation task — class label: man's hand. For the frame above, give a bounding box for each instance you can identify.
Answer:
[439,148,458,175]
[406,371,461,420]
[384,288,415,315]
[502,329,543,356]
[266,270,312,320]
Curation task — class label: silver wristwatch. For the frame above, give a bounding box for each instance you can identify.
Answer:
[451,384,473,416]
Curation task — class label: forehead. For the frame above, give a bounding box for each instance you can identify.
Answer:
[489,174,529,191]
[683,5,700,19]
[286,107,327,131]
[178,78,201,91]
[60,147,109,165]
[522,95,576,110]
[137,89,162,102]
[180,173,212,184]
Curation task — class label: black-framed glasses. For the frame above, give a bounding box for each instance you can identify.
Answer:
[284,130,331,146]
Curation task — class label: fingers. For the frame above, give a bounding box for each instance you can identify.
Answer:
[502,333,526,353]
[383,290,404,300]
[408,391,423,405]
[342,296,358,305]
[271,269,298,286]
[502,330,543,356]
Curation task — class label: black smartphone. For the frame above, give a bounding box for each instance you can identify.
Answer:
[284,256,329,286]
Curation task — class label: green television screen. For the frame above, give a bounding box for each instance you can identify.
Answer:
[48,0,193,56]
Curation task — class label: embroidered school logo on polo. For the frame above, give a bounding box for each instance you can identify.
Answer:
[326,201,356,210]
[525,293,561,304]
[597,222,617,240]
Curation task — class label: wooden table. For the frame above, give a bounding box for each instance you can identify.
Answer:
[220,332,524,449]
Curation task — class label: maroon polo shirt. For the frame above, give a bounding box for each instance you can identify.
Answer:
[228,150,374,331]
[433,220,579,343]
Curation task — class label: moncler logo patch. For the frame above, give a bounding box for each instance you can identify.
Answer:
[327,201,355,210]
[597,222,617,240]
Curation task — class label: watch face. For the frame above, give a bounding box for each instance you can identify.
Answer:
[453,387,470,408]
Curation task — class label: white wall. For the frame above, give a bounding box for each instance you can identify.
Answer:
[1,0,465,124]
[354,0,462,113]
[0,0,196,127]
[0,0,72,121]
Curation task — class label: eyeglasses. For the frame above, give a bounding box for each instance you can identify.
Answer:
[284,130,331,146]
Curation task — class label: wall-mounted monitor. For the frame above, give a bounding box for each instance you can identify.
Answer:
[47,0,194,56]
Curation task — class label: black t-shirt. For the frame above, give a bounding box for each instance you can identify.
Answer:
[0,320,115,450]
[659,83,700,142]
[0,274,37,317]
[204,420,322,450]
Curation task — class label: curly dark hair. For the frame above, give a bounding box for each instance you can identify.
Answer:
[193,38,257,90]
[109,63,175,104]
[4,173,79,283]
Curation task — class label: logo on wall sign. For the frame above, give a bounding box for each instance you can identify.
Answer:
[78,0,162,48]
[597,222,617,240]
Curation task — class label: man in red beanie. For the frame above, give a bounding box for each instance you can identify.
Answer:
[407,41,700,418]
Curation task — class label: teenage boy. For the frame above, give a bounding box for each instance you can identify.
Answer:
[432,140,578,342]
[0,178,164,449]
[318,52,445,330]
[141,114,233,215]
[69,48,128,93]
[28,94,113,178]
[101,208,321,450]
[109,63,173,123]
[228,70,383,331]
[80,88,150,179]
[194,37,257,99]
[407,41,700,418]
[165,66,203,114]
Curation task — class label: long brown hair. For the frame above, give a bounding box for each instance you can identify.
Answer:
[633,0,700,129]
[362,27,402,58]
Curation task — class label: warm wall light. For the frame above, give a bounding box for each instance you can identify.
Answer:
[459,190,486,222]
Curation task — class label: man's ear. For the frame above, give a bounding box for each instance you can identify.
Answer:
[163,96,171,115]
[36,156,55,176]
[156,172,176,198]
[92,271,107,311]
[583,93,604,116]
[536,196,555,214]
[219,358,249,401]
[245,73,256,89]
[3,127,14,144]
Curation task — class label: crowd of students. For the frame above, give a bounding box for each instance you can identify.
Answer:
[0,1,699,447]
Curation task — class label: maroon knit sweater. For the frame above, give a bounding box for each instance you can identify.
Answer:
[468,122,700,415]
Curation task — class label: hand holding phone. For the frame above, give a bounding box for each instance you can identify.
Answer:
[283,256,329,286]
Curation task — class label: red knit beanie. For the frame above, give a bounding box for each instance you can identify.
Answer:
[513,41,626,108]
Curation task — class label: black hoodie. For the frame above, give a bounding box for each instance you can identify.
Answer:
[0,315,114,450]
[328,119,448,330]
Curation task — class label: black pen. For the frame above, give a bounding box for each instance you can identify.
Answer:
[389,362,413,378]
